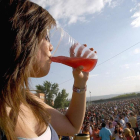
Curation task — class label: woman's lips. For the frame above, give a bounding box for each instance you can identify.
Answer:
[49,56,52,64]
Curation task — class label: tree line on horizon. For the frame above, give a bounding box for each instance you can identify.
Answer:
[91,92,140,103]
[111,92,140,99]
[35,80,140,108]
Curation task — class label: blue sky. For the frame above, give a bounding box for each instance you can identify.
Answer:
[30,0,140,99]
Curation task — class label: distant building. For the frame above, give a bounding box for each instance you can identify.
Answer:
[35,93,54,106]
[35,93,45,102]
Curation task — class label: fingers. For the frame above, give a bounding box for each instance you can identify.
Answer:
[82,47,95,58]
[70,43,78,57]
[88,53,95,59]
[76,44,87,57]
[73,65,84,74]
[70,43,96,59]
[82,49,92,58]
[76,65,84,71]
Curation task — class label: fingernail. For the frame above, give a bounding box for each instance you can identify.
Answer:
[83,44,87,47]
[94,51,97,53]
[90,48,94,51]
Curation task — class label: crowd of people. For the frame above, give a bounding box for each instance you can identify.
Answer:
[80,98,140,140]
[59,98,140,140]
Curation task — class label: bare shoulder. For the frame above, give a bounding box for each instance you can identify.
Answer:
[29,92,76,136]
[30,92,64,116]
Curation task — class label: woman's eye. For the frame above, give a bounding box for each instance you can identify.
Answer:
[45,36,50,42]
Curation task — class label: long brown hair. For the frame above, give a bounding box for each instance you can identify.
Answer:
[0,0,56,139]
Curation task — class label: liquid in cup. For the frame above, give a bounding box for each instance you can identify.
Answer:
[51,56,97,72]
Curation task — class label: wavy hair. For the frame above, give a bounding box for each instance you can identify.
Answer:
[124,128,132,137]
[0,0,56,139]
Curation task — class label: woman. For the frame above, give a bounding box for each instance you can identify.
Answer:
[0,0,91,139]
[82,121,92,136]
[82,125,90,135]
[112,125,123,140]
[117,122,123,132]
[123,128,134,140]
[126,122,136,139]
[92,124,100,140]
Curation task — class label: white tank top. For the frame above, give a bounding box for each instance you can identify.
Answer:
[18,126,51,140]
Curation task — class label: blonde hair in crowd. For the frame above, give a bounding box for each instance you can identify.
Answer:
[124,128,132,137]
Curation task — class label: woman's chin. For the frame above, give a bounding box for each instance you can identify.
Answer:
[37,69,50,77]
[31,68,50,78]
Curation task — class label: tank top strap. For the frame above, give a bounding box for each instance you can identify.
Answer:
[49,124,59,140]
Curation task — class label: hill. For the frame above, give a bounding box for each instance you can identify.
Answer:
[86,91,140,101]
[86,93,121,101]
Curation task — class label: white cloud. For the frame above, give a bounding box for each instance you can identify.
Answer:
[131,3,140,27]
[133,48,140,54]
[123,75,140,81]
[109,0,124,8]
[106,72,110,75]
[89,74,98,77]
[125,64,129,69]
[130,7,137,12]
[121,64,130,69]
[31,0,122,25]
[131,0,138,4]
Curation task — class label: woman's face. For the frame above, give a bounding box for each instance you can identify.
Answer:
[33,34,53,77]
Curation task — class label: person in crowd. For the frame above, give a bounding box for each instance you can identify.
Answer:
[92,124,100,140]
[0,0,91,139]
[123,128,134,140]
[79,121,86,134]
[106,119,110,129]
[99,122,112,140]
[110,117,117,127]
[129,112,137,137]
[82,121,92,136]
[117,122,123,131]
[112,124,123,140]
[122,113,129,124]
[109,122,115,135]
[137,111,140,133]
[136,111,140,140]
[126,122,136,139]
[119,116,125,129]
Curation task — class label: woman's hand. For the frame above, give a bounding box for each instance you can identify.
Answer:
[73,65,89,88]
[70,43,94,88]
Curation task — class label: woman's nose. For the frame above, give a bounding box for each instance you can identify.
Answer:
[49,44,53,52]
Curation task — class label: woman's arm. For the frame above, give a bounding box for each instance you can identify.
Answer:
[32,66,89,136]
